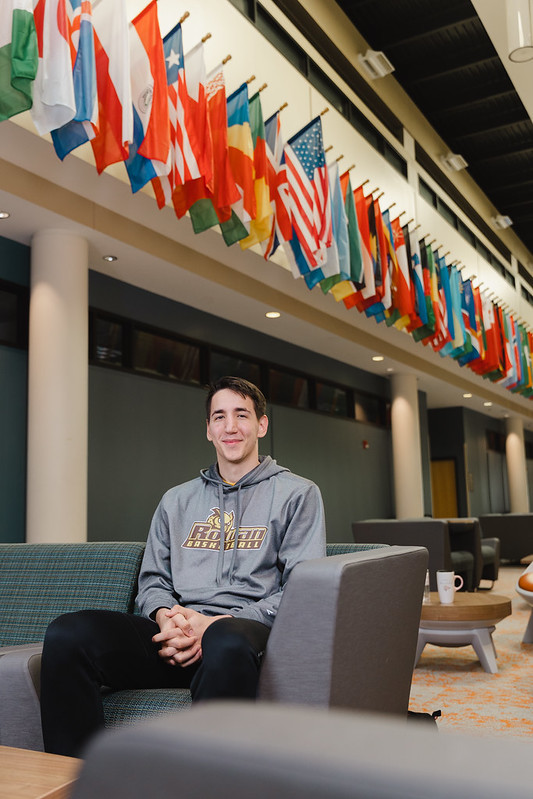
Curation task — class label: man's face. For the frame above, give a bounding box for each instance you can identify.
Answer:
[206,389,268,473]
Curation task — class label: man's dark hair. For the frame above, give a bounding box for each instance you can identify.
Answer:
[206,376,267,421]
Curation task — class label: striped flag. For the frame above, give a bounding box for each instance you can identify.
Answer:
[284,116,331,269]
[31,0,76,134]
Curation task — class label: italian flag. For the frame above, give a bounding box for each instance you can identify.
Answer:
[0,0,37,122]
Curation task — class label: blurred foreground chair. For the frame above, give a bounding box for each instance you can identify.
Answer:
[72,702,533,799]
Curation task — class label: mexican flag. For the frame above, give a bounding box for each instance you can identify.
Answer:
[0,0,38,122]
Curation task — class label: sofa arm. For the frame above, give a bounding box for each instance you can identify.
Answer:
[0,644,44,751]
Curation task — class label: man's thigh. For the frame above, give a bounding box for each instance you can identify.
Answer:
[50,609,198,690]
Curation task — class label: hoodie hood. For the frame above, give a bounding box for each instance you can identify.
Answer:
[200,456,288,584]
[200,455,288,489]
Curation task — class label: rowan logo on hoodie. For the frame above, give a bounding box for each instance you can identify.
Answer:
[182,507,267,551]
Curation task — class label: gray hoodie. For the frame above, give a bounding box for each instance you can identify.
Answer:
[136,456,326,627]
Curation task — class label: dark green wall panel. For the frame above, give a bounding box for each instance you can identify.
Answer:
[269,405,393,542]
[0,346,27,542]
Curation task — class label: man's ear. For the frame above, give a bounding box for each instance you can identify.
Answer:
[257,415,268,439]
[206,420,212,442]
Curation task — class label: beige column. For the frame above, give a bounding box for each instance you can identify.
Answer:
[26,230,88,543]
[390,373,424,519]
[505,416,529,513]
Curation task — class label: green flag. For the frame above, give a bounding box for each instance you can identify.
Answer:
[0,1,38,122]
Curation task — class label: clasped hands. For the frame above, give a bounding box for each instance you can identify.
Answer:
[153,605,230,668]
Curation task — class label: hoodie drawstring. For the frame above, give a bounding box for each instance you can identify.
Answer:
[228,485,241,584]
[215,482,225,586]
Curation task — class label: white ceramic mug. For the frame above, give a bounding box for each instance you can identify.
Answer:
[436,570,464,604]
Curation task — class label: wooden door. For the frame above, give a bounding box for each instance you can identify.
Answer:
[431,459,458,517]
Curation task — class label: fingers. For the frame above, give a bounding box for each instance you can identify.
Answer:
[172,646,202,668]
[153,617,194,644]
[159,643,202,667]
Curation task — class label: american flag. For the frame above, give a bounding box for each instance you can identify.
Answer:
[284,117,331,268]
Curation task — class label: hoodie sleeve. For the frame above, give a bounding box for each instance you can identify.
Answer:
[136,496,177,620]
[230,480,326,627]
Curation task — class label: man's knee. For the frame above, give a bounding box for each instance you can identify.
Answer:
[201,618,267,669]
[43,610,111,665]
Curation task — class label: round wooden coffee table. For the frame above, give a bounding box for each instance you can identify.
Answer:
[415,592,512,674]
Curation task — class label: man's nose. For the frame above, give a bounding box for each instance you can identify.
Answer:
[225,415,237,431]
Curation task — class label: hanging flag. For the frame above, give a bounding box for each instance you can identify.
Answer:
[125,0,170,193]
[226,82,255,233]
[262,109,292,260]
[406,228,427,330]
[339,171,364,286]
[0,0,37,122]
[317,162,348,294]
[456,277,480,365]
[284,116,331,270]
[239,91,272,250]
[338,183,374,310]
[151,25,211,209]
[411,240,437,342]
[181,40,213,188]
[31,0,75,134]
[386,216,413,330]
[51,0,98,160]
[90,0,132,173]
[184,65,244,245]
[362,198,389,320]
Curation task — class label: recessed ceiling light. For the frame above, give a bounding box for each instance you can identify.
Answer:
[102,255,117,262]
[0,211,10,219]
[386,367,394,373]
[463,393,472,398]
[483,402,493,407]
[265,311,280,319]
[372,355,384,362]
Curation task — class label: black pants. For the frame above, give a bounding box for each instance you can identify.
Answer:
[40,610,270,757]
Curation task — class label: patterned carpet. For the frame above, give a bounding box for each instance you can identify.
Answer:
[409,565,533,738]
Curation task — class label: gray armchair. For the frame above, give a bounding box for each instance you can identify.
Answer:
[101,545,427,745]
[72,702,533,799]
[0,543,427,751]
[352,519,474,590]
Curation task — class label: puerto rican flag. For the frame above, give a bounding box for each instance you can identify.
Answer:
[151,23,204,209]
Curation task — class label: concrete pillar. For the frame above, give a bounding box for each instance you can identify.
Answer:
[505,416,529,513]
[26,230,88,542]
[390,373,424,519]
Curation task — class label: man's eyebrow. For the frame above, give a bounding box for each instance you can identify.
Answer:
[211,406,251,416]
